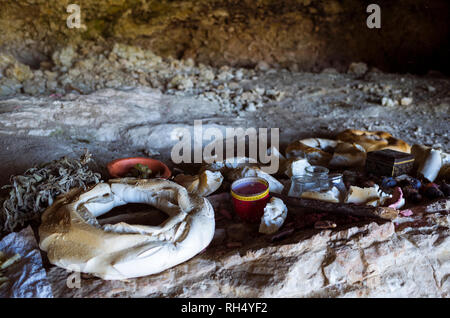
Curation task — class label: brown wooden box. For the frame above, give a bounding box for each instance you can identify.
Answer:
[365,149,415,177]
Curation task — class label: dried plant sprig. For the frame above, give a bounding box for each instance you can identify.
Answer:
[0,151,102,233]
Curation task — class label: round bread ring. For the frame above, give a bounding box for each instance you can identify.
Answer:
[39,178,215,280]
[285,138,366,167]
[336,129,411,153]
[285,138,337,165]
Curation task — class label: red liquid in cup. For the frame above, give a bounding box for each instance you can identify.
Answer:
[233,182,267,195]
[231,177,270,223]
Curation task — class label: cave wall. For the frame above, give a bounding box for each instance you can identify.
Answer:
[0,0,449,74]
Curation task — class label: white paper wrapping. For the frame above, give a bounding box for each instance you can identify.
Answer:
[0,226,53,298]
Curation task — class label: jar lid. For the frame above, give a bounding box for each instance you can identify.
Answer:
[305,165,329,175]
[328,173,343,180]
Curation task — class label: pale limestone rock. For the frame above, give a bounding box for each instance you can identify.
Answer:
[381,96,396,107]
[400,97,413,106]
[45,213,450,297]
[52,46,76,68]
[5,62,33,82]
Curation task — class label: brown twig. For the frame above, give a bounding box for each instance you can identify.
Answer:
[272,193,399,220]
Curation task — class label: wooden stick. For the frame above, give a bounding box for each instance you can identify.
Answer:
[272,193,399,220]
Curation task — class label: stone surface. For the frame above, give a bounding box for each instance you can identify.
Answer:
[0,43,448,297]
[0,0,449,74]
[0,61,449,186]
[45,203,450,297]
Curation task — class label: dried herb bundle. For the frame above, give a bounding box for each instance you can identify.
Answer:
[0,151,101,233]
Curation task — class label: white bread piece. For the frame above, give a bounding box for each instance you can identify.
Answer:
[39,179,215,280]
[301,186,340,203]
[419,148,442,182]
[345,184,392,206]
[259,197,288,234]
[412,144,450,181]
[203,156,258,173]
[284,158,311,177]
[174,170,223,197]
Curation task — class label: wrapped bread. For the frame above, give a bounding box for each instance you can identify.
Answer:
[259,197,288,234]
[39,179,215,280]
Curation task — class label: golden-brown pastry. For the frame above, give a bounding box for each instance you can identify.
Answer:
[336,129,411,153]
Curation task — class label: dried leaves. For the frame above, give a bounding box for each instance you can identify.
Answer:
[0,151,101,233]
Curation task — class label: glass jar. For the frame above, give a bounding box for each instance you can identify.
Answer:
[305,165,330,191]
[327,173,346,201]
[288,174,320,198]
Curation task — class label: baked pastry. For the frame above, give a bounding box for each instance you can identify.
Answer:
[39,178,215,280]
[174,170,223,196]
[336,129,411,153]
[329,142,366,167]
[285,138,366,167]
[285,138,337,165]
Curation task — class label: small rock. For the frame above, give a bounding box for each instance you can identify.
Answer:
[381,97,396,107]
[5,62,33,82]
[256,61,270,71]
[246,103,257,112]
[23,78,46,95]
[400,97,413,106]
[52,46,76,68]
[347,62,368,76]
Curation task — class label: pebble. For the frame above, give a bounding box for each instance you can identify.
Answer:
[381,97,396,107]
[400,97,413,106]
[347,62,368,76]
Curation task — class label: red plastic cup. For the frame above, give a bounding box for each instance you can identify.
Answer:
[231,177,270,223]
